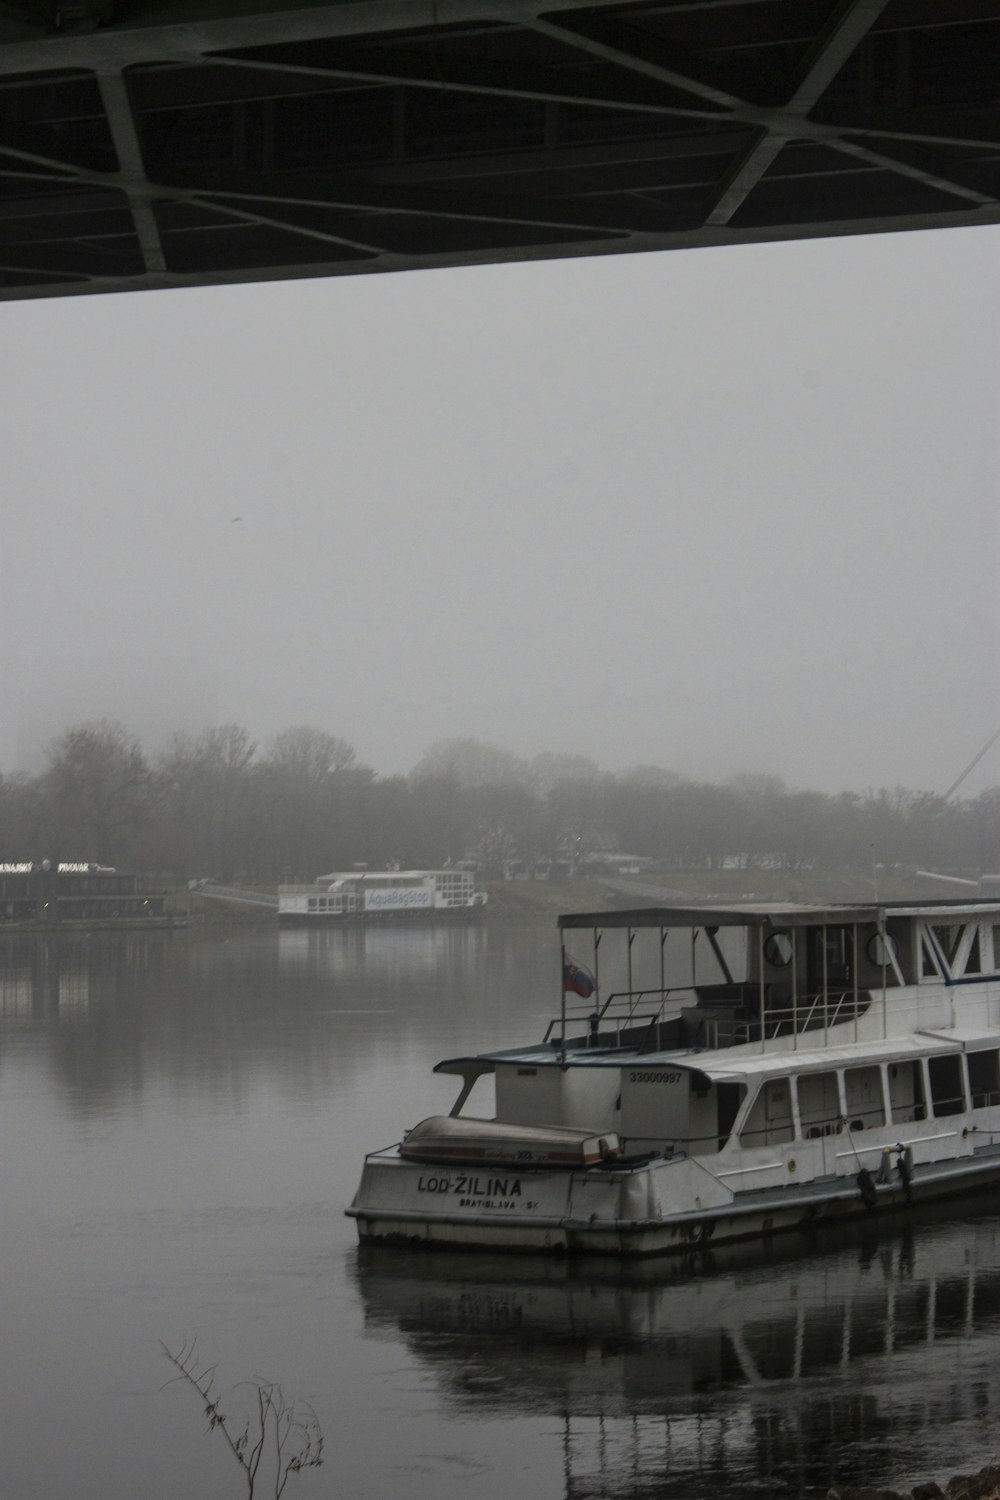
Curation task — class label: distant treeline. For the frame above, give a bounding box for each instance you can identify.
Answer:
[1,720,998,882]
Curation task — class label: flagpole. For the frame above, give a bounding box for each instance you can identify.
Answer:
[593,930,601,1011]
[559,939,567,1065]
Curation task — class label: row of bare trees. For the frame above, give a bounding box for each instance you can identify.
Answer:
[1,722,998,882]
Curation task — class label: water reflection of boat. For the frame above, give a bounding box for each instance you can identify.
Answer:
[350,900,1000,1254]
[0,932,169,1018]
[353,1206,1000,1497]
[278,921,487,978]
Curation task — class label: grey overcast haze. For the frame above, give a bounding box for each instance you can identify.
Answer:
[2,223,999,796]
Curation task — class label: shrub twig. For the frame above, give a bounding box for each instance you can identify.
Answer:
[161,1338,323,1498]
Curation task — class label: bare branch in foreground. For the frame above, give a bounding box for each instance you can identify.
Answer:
[161,1338,323,1497]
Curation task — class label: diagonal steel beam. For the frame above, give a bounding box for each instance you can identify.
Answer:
[528,14,744,112]
[157,164,647,236]
[207,50,722,123]
[365,129,757,188]
[183,194,393,256]
[0,118,398,263]
[526,11,832,231]
[786,0,893,115]
[828,136,997,207]
[534,0,985,229]
[706,0,892,225]
[703,130,785,227]
[0,109,104,175]
[0,113,625,262]
[95,71,167,273]
[844,120,1000,151]
[203,191,642,236]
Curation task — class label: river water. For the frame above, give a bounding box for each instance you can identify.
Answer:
[1,920,999,1500]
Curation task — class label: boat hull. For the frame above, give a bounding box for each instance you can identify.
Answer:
[348,1145,1000,1256]
[277,907,485,926]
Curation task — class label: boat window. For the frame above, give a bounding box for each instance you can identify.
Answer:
[859,923,907,987]
[887,919,913,982]
[815,928,853,986]
[738,1078,793,1147]
[933,922,986,979]
[716,1081,745,1149]
[968,1049,1000,1109]
[887,1060,926,1124]
[962,929,983,976]
[933,926,962,965]
[928,1054,966,1117]
[763,932,792,968]
[843,1065,885,1129]
[866,932,897,968]
[920,927,946,980]
[796,1071,842,1138]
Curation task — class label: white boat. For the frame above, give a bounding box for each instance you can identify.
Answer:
[348,899,1000,1256]
[278,868,487,924]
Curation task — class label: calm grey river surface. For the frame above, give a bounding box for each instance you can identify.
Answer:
[2,920,1000,1500]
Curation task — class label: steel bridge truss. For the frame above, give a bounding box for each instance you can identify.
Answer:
[2,0,1000,299]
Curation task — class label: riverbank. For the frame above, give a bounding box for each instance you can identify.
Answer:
[174,865,972,926]
[0,865,968,935]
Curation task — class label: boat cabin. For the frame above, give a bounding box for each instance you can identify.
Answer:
[432,900,1000,1168]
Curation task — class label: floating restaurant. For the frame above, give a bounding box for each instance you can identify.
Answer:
[0,862,170,928]
[279,868,487,924]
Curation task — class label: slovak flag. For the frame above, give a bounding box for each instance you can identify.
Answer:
[563,955,596,998]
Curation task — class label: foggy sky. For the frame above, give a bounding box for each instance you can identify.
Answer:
[2,224,998,796]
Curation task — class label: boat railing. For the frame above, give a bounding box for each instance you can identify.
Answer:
[708,988,871,1048]
[545,986,688,1050]
[549,984,875,1052]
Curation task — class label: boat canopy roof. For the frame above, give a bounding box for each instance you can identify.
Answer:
[438,1026,999,1086]
[691,1028,986,1083]
[558,899,1000,932]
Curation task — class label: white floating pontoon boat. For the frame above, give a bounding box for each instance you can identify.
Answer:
[347,900,1000,1255]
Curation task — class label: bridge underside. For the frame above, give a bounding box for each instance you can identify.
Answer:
[3,0,1000,300]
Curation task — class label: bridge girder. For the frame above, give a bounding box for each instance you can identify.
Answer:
[2,0,1000,299]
